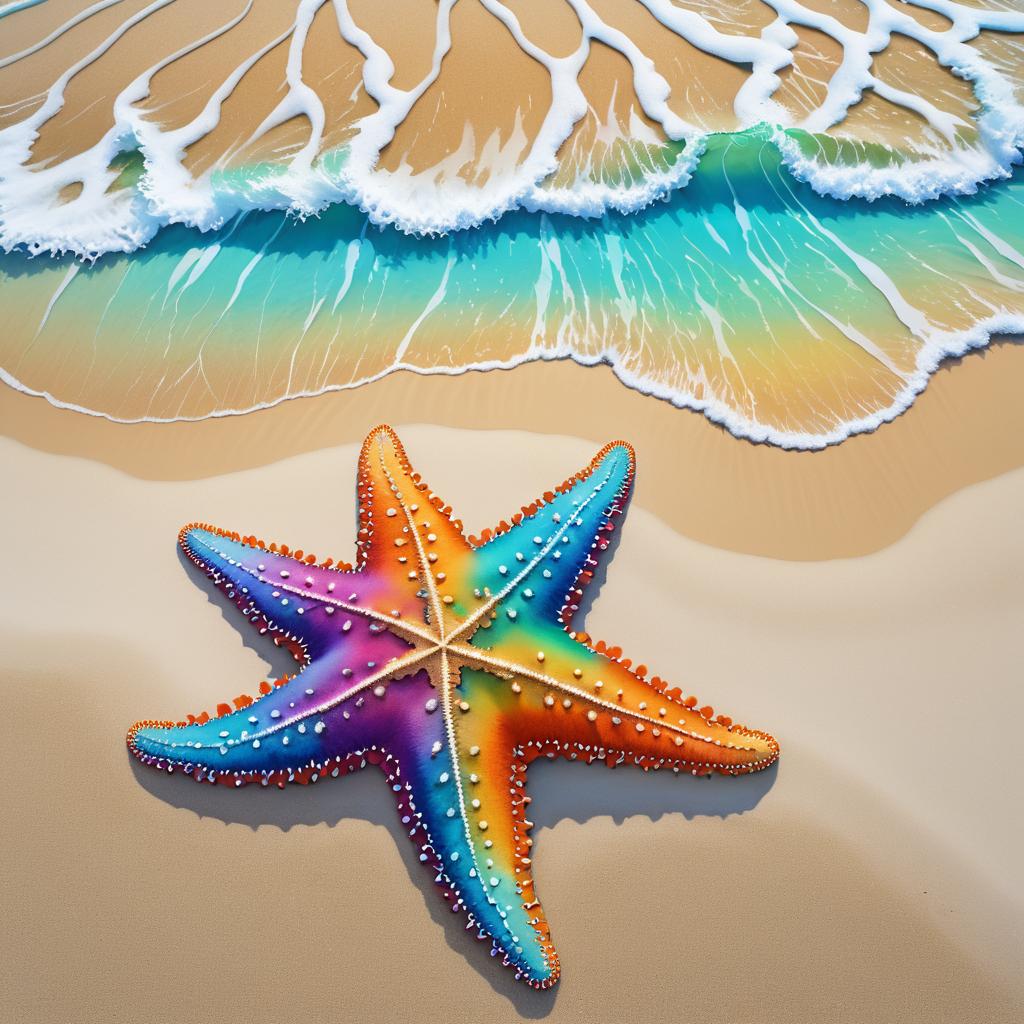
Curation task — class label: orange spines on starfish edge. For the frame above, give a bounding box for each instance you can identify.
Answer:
[173,674,300,731]
[574,632,724,727]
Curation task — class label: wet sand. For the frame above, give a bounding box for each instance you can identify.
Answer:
[1,395,1023,1023]
[2,0,1007,173]
[3,340,1024,560]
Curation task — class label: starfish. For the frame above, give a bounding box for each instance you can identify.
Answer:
[128,426,779,987]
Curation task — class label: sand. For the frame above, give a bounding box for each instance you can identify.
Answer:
[2,379,1023,1023]
[3,341,1024,560]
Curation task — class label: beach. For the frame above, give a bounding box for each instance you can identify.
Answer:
[3,1,1024,1020]
[2,350,1023,1023]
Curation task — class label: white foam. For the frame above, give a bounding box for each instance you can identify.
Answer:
[0,1,46,17]
[1,0,1022,254]
[769,0,1024,203]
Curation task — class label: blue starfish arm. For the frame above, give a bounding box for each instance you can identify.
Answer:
[471,441,635,627]
[129,636,425,780]
[397,682,559,987]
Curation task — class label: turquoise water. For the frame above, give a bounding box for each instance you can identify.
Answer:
[2,129,1023,445]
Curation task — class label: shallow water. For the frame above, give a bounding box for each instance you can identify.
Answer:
[1,1,1023,444]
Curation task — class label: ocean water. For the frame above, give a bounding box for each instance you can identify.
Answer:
[1,0,1023,445]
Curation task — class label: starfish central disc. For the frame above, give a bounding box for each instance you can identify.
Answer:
[127,425,779,988]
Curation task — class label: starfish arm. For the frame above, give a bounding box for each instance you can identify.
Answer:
[128,633,430,783]
[398,664,560,988]
[461,622,779,775]
[466,441,634,630]
[179,523,441,655]
[178,524,375,663]
[357,426,478,630]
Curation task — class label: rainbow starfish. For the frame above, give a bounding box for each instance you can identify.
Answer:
[128,426,779,987]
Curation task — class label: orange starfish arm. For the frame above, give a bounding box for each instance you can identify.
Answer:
[357,426,475,626]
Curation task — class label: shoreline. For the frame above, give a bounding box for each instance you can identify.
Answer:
[2,5,1023,1019]
[4,340,1024,560]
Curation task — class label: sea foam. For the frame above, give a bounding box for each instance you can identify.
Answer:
[0,0,1022,257]
[2,131,1023,447]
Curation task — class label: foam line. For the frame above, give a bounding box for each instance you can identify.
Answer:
[0,1,128,68]
[0,0,47,21]
[3,312,1023,450]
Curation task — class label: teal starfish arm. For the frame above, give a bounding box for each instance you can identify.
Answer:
[471,441,635,628]
[402,673,558,986]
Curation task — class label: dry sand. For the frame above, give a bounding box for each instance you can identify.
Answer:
[2,381,1023,1023]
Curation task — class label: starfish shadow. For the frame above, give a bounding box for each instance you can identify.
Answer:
[151,532,774,1011]
[131,750,776,1016]
[573,481,628,626]
[149,535,777,1014]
